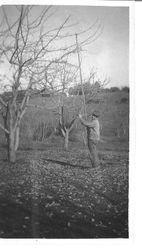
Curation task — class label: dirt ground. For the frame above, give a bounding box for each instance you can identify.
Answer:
[0,140,128,238]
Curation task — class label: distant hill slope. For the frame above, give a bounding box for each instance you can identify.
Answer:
[0,90,129,144]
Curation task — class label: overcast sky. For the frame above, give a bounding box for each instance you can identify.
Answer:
[0,5,129,88]
[56,5,129,87]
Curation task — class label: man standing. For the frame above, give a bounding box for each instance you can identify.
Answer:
[79,111,100,168]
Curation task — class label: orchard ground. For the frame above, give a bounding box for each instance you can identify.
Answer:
[0,90,129,238]
[0,135,128,238]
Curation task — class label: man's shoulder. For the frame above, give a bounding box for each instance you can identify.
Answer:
[92,119,99,125]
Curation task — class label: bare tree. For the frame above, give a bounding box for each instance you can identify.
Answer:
[43,61,79,150]
[57,63,80,150]
[0,5,102,162]
[55,65,110,150]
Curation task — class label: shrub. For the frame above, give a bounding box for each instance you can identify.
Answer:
[120,97,128,104]
[121,86,129,93]
[86,99,100,104]
[109,87,120,92]
[32,122,53,141]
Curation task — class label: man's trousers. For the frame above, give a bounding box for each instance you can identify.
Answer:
[87,139,99,168]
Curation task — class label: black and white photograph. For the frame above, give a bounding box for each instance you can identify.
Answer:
[0,0,132,240]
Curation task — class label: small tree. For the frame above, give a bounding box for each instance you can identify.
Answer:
[45,62,79,150]
[58,105,79,150]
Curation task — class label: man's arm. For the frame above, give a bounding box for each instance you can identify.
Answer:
[79,114,95,128]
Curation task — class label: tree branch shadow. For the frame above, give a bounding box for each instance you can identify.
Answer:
[41,158,90,169]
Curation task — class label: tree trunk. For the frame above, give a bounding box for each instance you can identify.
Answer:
[64,129,69,150]
[2,91,28,163]
[8,129,16,163]
[6,103,21,163]
[2,106,10,144]
[15,126,20,151]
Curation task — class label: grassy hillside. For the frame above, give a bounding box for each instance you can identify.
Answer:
[0,90,129,148]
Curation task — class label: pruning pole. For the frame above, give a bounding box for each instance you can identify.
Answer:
[75,33,87,117]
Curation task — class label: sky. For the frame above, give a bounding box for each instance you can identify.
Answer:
[56,5,129,87]
[0,4,129,88]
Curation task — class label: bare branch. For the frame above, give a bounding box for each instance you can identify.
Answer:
[0,96,7,107]
[33,15,71,61]
[28,6,52,29]
[0,122,9,134]
[0,6,20,37]
[68,115,78,131]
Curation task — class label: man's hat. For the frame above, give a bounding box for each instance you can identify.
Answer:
[92,110,100,117]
